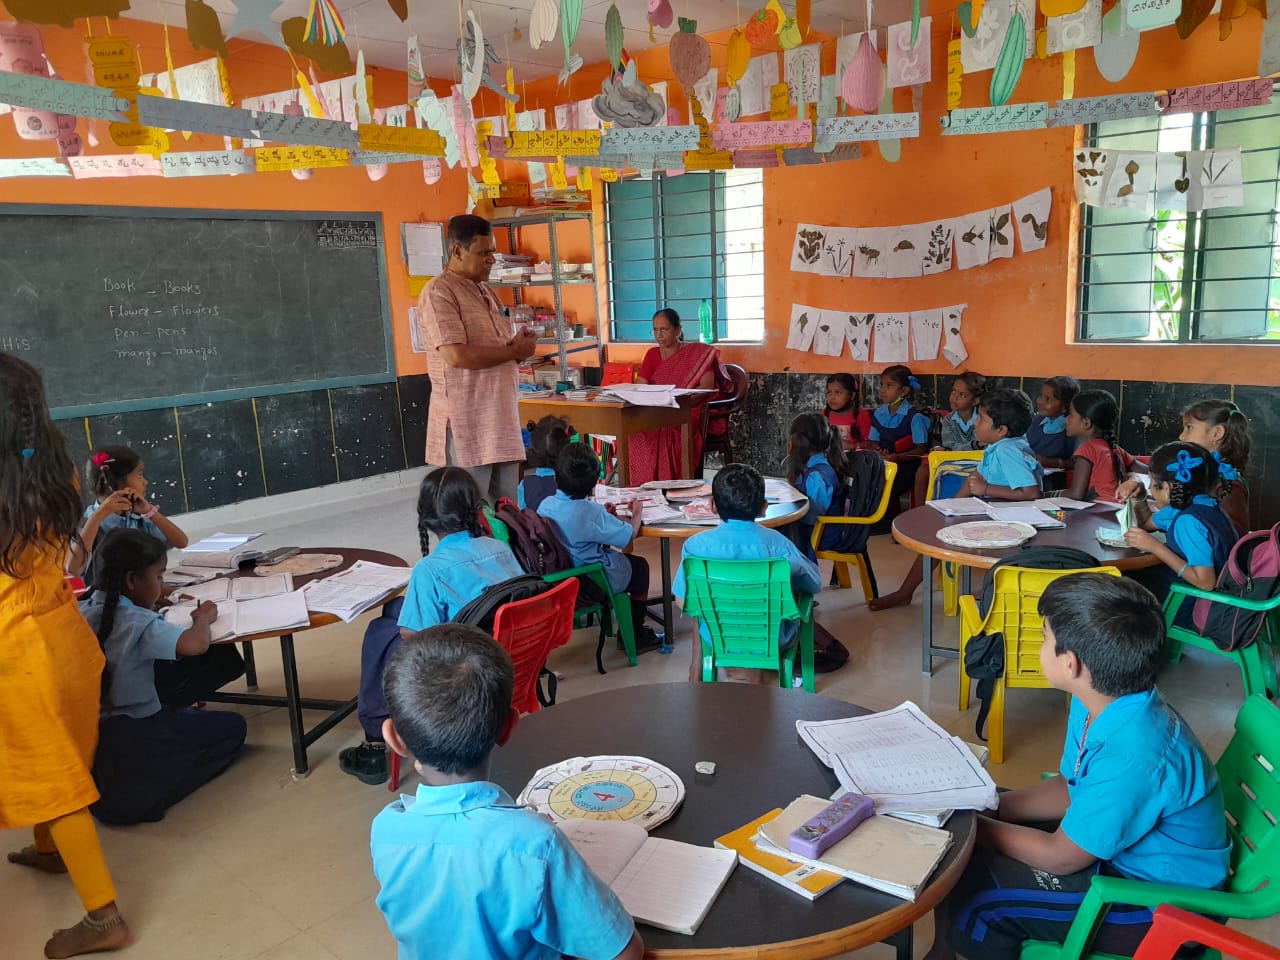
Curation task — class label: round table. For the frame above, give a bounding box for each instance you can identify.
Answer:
[891,506,1161,674]
[490,682,975,959]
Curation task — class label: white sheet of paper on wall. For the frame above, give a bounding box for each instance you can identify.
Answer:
[737,57,765,116]
[920,221,955,275]
[1154,151,1190,211]
[887,17,932,88]
[961,0,1011,73]
[872,313,910,364]
[987,206,1015,261]
[845,312,874,361]
[787,303,821,351]
[1100,150,1155,210]
[1124,0,1180,31]
[851,227,891,278]
[910,309,943,361]
[791,224,827,274]
[1187,148,1244,211]
[1012,187,1051,252]
[1073,147,1109,205]
[693,68,718,116]
[818,75,838,119]
[953,215,992,270]
[813,310,848,356]
[1046,0,1102,54]
[941,304,969,367]
[818,227,857,277]
[884,223,928,278]
[784,43,821,108]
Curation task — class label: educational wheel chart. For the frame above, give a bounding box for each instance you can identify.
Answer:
[935,520,1038,549]
[517,755,686,830]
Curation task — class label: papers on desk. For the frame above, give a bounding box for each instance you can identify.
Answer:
[764,478,807,503]
[928,499,1064,528]
[927,498,991,517]
[714,810,846,901]
[300,560,411,622]
[680,499,720,524]
[985,505,1065,528]
[173,573,294,603]
[1033,497,1096,512]
[559,819,737,935]
[797,702,998,814]
[163,590,310,641]
[180,532,265,569]
[599,384,707,408]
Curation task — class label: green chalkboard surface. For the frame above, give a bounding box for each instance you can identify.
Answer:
[0,206,393,416]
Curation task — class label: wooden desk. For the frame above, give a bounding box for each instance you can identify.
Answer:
[490,683,975,959]
[519,394,710,484]
[640,497,811,641]
[891,506,1161,675]
[204,547,409,780]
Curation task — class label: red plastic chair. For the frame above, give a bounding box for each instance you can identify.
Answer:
[389,578,580,792]
[1133,905,1280,960]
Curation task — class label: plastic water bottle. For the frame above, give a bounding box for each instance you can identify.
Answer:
[698,298,715,344]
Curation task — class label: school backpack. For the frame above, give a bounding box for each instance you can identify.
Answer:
[1191,521,1280,652]
[963,630,1005,740]
[976,546,1100,618]
[492,497,574,576]
[452,574,559,705]
[835,450,888,555]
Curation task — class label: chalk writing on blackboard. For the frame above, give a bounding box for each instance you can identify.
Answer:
[317,220,379,248]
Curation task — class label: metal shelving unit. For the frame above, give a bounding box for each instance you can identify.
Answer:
[490,209,603,382]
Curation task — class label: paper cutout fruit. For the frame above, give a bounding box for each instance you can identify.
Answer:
[529,0,558,49]
[778,16,803,48]
[386,0,408,20]
[669,17,710,88]
[842,31,883,111]
[606,3,623,70]
[745,7,779,47]
[1039,0,1086,15]
[648,0,674,29]
[726,28,750,84]
[989,9,1026,105]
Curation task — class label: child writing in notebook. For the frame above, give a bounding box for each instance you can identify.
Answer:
[371,624,644,960]
[79,529,246,826]
[1064,390,1134,502]
[0,353,130,958]
[1027,376,1079,491]
[518,415,575,511]
[538,442,661,650]
[959,388,1043,501]
[786,413,854,560]
[821,373,872,450]
[925,574,1229,960]
[72,445,190,580]
[673,464,822,683]
[342,466,525,785]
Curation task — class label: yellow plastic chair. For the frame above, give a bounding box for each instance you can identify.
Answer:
[810,460,898,602]
[680,556,816,692]
[928,449,982,616]
[958,564,1121,763]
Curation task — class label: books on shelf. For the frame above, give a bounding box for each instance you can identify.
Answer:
[559,819,737,936]
[163,589,311,641]
[180,532,265,570]
[714,810,845,901]
[300,560,411,622]
[755,796,952,901]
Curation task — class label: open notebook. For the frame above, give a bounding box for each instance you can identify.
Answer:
[163,590,310,641]
[559,819,737,936]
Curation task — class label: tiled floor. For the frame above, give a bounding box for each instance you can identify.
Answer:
[4,484,1276,958]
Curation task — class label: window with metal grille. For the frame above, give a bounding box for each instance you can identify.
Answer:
[605,170,765,342]
[1077,95,1280,343]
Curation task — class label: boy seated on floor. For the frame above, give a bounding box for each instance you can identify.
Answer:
[672,463,822,684]
[370,624,644,960]
[924,573,1229,960]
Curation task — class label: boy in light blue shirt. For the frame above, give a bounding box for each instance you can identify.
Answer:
[961,387,1043,501]
[925,574,1229,960]
[372,624,643,960]
[673,464,822,682]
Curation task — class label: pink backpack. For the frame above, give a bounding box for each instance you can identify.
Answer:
[1192,522,1280,651]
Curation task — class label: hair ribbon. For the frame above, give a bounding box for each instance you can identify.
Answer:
[1167,449,1203,483]
[91,451,113,468]
[907,375,921,390]
[1211,450,1238,482]
[21,448,34,459]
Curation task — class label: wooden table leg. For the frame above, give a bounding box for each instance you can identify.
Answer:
[680,421,692,479]
[921,555,934,676]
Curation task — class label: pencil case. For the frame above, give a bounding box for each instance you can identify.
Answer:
[788,792,874,859]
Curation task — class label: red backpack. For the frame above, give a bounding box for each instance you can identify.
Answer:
[491,498,574,576]
[1192,521,1280,651]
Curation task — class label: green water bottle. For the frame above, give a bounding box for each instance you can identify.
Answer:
[698,298,715,344]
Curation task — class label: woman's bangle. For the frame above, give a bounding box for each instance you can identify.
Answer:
[1176,561,1189,580]
[139,506,159,520]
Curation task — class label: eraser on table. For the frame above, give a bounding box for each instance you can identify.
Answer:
[787,792,874,859]
[695,761,716,775]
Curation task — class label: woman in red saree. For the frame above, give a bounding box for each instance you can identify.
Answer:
[629,308,728,484]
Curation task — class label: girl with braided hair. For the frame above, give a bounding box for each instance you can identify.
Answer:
[1125,441,1239,605]
[79,528,246,826]
[0,353,130,957]
[1064,389,1135,502]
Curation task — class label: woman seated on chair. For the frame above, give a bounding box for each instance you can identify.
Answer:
[629,308,729,484]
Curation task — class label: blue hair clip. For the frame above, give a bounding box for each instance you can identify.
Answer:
[21,448,34,459]
[1212,450,1239,482]
[1167,449,1203,483]
[907,375,921,391]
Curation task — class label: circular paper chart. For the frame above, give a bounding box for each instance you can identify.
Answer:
[641,479,706,491]
[935,520,1038,549]
[517,755,686,829]
[254,553,344,577]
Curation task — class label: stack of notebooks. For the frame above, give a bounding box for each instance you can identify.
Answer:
[176,532,265,571]
[300,560,412,622]
[164,573,309,641]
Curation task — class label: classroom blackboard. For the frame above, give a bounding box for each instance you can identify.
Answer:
[0,206,394,416]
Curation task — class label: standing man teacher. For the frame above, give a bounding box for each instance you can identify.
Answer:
[420,214,538,504]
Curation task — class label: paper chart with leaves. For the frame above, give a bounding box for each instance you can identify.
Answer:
[941,304,969,367]
[812,310,848,356]
[987,206,1015,261]
[845,312,874,360]
[883,224,928,278]
[790,224,856,277]
[921,221,955,275]
[1073,147,1109,205]
[910,310,943,361]
[1100,151,1156,210]
[1188,149,1244,211]
[953,212,992,270]
[1012,188,1051,252]
[872,313,910,363]
[788,303,821,351]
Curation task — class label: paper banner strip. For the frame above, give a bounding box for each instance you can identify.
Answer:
[68,154,164,179]
[814,113,920,142]
[253,146,351,171]
[0,157,72,178]
[1159,79,1273,115]
[942,103,1050,135]
[600,125,700,151]
[136,95,259,139]
[710,119,813,150]
[0,71,130,122]
[733,148,780,168]
[160,150,254,177]
[357,123,444,155]
[562,151,687,169]
[253,111,359,148]
[503,129,602,157]
[1048,92,1160,127]
[350,149,433,166]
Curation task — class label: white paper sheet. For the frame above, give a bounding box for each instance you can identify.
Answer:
[941,304,969,367]
[796,702,949,766]
[953,214,992,270]
[851,227,890,278]
[910,309,942,361]
[1012,187,1052,253]
[1188,148,1244,211]
[813,310,848,357]
[784,43,821,108]
[887,17,932,87]
[920,220,955,275]
[845,312,874,361]
[884,223,927,278]
[791,223,827,274]
[872,313,910,363]
[987,205,1015,261]
[961,0,1011,72]
[1073,146,1110,205]
[1100,150,1155,210]
[1046,0,1101,54]
[787,303,821,351]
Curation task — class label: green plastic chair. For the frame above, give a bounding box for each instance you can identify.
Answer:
[1020,695,1280,960]
[1162,582,1280,699]
[680,556,816,692]
[482,507,637,674]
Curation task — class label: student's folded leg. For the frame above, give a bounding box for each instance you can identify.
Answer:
[868,556,924,611]
[154,643,245,708]
[623,554,662,651]
[342,610,404,784]
[43,809,130,959]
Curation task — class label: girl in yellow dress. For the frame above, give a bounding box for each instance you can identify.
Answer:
[1,354,130,958]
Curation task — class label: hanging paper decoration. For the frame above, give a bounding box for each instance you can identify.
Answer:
[669,18,711,89]
[606,4,624,72]
[1175,0,1214,37]
[778,17,804,48]
[947,37,962,108]
[797,0,812,37]
[3,0,129,28]
[282,17,350,71]
[842,32,883,111]
[727,29,750,85]
[1040,0,1086,15]
[304,0,346,46]
[227,0,285,44]
[958,0,981,36]
[386,0,408,20]
[1216,0,1263,39]
[648,0,675,31]
[1095,5,1139,81]
[530,0,559,50]
[746,5,781,48]
[877,68,901,162]
[186,0,228,57]
[561,0,583,74]
[989,10,1026,105]
[593,61,667,126]
[455,12,514,102]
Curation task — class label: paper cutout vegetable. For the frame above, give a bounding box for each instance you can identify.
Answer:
[1040,0,1086,15]
[1217,0,1263,39]
[745,7,779,47]
[1175,0,1214,37]
[727,28,750,84]
[530,0,558,49]
[606,3,624,71]
[669,17,711,88]
[842,31,883,112]
[778,17,803,48]
[989,9,1026,105]
[186,0,228,57]
[957,0,984,36]
[1095,4,1139,81]
[386,0,408,21]
[648,0,674,30]
[562,0,583,72]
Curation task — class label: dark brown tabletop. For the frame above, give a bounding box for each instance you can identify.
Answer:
[489,683,976,959]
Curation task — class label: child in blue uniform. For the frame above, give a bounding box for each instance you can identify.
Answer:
[960,388,1042,500]
[1026,376,1079,491]
[925,573,1229,960]
[341,467,524,785]
[866,364,931,515]
[518,415,574,511]
[372,624,643,960]
[786,413,853,560]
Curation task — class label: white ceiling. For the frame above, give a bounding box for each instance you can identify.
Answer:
[130,0,923,83]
